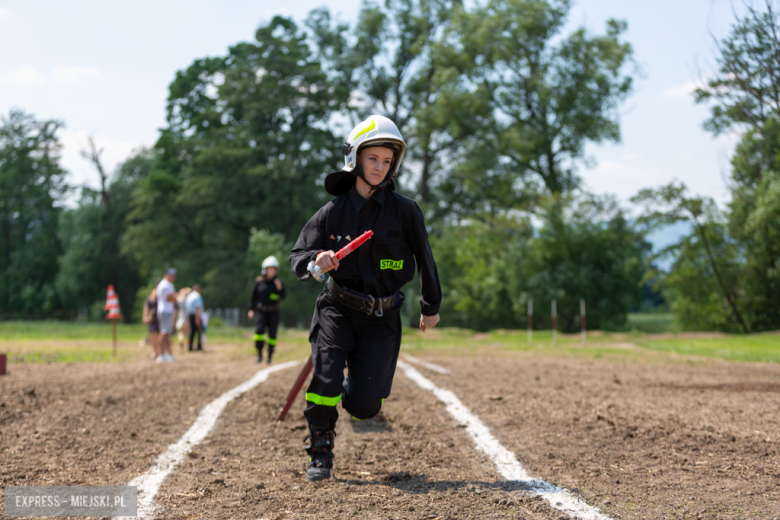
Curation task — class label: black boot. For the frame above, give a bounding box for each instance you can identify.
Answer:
[304,429,335,482]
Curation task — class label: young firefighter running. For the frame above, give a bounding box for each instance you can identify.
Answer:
[248,256,286,363]
[289,115,442,482]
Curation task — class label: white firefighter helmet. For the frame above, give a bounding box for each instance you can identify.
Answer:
[325,115,406,196]
[342,115,406,176]
[261,255,280,275]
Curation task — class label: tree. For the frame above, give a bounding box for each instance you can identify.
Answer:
[57,149,150,321]
[432,194,645,331]
[431,214,533,329]
[124,16,342,313]
[675,0,780,332]
[306,0,473,204]
[81,136,110,208]
[695,0,780,135]
[450,0,636,197]
[511,194,645,332]
[724,116,780,331]
[0,109,68,317]
[633,183,750,333]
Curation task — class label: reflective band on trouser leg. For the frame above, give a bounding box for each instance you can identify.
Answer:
[352,398,383,421]
[305,393,342,407]
[267,337,277,346]
[254,334,265,342]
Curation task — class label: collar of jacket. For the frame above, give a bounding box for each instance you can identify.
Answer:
[348,183,386,212]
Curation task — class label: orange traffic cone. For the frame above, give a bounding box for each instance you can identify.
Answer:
[104,284,119,311]
[104,285,123,320]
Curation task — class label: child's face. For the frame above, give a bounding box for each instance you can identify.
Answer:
[357,147,394,185]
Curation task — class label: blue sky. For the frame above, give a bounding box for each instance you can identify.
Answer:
[0,0,742,208]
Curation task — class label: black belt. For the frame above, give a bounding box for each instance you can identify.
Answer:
[257,304,280,312]
[325,278,398,317]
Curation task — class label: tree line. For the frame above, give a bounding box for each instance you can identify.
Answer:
[2,0,777,333]
[634,0,780,333]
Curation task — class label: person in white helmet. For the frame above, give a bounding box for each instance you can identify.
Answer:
[290,115,442,482]
[248,255,286,363]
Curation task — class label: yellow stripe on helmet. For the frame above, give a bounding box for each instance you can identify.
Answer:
[353,118,376,140]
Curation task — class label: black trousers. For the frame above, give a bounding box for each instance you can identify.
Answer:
[188,314,202,350]
[254,310,279,358]
[304,292,403,432]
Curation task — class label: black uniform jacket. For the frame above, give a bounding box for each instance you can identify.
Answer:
[250,277,286,311]
[290,184,442,316]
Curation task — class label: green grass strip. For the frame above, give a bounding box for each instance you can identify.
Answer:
[637,335,780,363]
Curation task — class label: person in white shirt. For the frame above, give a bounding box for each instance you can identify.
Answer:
[156,268,178,362]
[185,284,204,351]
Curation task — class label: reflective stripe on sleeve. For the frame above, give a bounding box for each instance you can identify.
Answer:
[305,393,342,406]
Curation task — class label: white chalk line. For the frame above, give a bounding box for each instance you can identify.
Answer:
[120,360,301,519]
[397,360,611,520]
[402,353,451,374]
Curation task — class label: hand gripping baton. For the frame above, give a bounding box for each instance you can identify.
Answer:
[307,230,374,282]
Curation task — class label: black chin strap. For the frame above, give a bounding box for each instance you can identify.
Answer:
[355,165,393,193]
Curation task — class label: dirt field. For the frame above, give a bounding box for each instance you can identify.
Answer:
[1,339,779,519]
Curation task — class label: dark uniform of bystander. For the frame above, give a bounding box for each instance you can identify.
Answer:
[249,256,286,363]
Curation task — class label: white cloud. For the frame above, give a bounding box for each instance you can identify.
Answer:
[0,65,45,87]
[0,6,14,22]
[662,72,717,100]
[58,130,147,195]
[52,65,102,86]
[662,79,703,99]
[583,159,670,202]
[0,64,103,88]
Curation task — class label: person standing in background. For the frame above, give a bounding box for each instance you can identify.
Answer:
[175,287,192,351]
[185,284,205,351]
[142,280,162,360]
[156,268,177,363]
[248,256,286,363]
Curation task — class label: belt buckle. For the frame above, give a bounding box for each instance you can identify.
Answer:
[366,294,376,316]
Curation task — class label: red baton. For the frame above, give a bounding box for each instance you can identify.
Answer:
[335,230,373,259]
[307,230,374,282]
[277,359,313,422]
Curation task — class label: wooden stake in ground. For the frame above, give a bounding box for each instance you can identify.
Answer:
[527,299,533,345]
[104,285,123,356]
[551,300,557,345]
[113,321,118,356]
[580,299,586,345]
[277,359,313,421]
